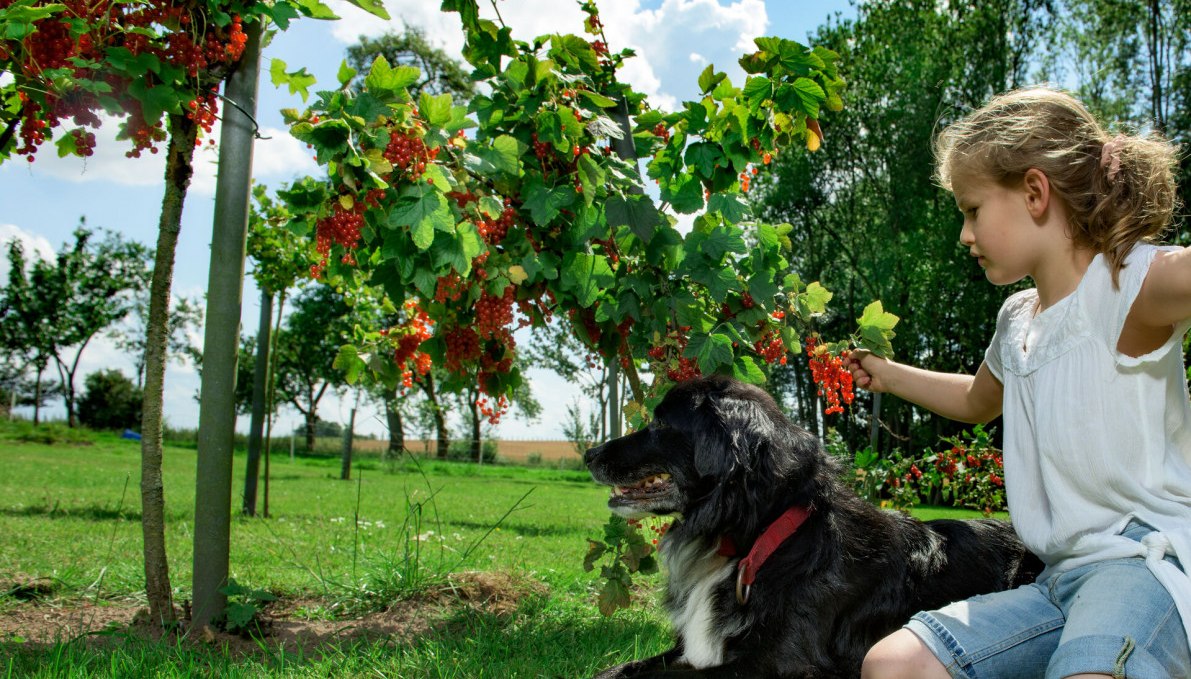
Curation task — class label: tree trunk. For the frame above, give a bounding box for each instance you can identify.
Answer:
[242,289,272,517]
[140,111,200,629]
[419,373,449,459]
[191,20,263,632]
[263,290,284,519]
[469,393,482,463]
[305,407,317,454]
[385,396,404,461]
[340,405,356,480]
[32,366,42,426]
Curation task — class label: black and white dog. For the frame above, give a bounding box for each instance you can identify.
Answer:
[585,375,1041,678]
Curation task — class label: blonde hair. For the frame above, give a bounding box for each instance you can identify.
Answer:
[934,86,1181,284]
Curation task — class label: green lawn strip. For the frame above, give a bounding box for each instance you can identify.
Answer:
[0,421,991,676]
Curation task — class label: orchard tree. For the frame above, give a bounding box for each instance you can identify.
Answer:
[112,291,203,390]
[0,240,56,424]
[241,184,316,516]
[0,0,389,629]
[273,284,356,453]
[0,225,149,427]
[346,27,475,102]
[276,0,896,613]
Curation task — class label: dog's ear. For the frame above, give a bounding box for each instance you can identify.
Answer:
[691,391,767,479]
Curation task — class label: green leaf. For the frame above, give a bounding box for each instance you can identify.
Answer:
[583,539,607,572]
[801,281,833,314]
[333,345,367,384]
[789,77,826,117]
[666,172,705,215]
[337,60,358,87]
[523,180,575,224]
[387,186,453,250]
[269,59,318,102]
[857,301,899,357]
[684,142,724,180]
[706,192,752,224]
[605,194,663,241]
[597,577,631,616]
[576,153,605,204]
[561,252,615,308]
[365,55,419,97]
[339,0,389,19]
[291,119,351,157]
[732,355,766,384]
[431,222,483,274]
[697,64,727,94]
[488,135,523,175]
[686,331,734,373]
[700,225,747,261]
[419,92,453,126]
[292,0,340,19]
[578,90,618,108]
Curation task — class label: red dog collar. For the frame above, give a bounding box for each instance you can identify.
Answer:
[717,506,813,605]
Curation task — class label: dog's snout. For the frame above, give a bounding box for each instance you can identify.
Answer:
[584,442,605,468]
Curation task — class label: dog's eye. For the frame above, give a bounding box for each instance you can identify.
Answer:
[650,419,669,431]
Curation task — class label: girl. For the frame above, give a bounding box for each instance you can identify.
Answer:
[851,87,1191,679]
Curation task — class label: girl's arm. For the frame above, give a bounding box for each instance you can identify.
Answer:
[1132,247,1191,327]
[848,353,1003,424]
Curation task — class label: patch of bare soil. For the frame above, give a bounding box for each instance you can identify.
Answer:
[0,571,549,660]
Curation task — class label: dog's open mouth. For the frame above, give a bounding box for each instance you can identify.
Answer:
[610,473,673,502]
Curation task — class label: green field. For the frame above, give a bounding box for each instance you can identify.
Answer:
[0,421,987,677]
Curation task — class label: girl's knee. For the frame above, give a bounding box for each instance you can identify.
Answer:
[861,629,950,679]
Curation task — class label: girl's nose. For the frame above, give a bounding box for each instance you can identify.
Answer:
[959,220,975,246]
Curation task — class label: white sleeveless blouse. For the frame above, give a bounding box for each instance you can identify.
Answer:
[984,243,1191,646]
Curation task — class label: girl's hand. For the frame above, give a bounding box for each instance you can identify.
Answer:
[847,350,890,393]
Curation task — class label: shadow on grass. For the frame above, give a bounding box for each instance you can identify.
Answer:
[450,519,592,538]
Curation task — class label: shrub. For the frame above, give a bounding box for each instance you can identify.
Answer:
[77,369,142,431]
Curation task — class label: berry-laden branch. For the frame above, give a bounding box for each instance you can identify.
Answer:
[281,0,896,421]
[275,0,899,614]
[0,0,389,163]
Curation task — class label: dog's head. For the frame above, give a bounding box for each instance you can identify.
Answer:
[585,375,825,537]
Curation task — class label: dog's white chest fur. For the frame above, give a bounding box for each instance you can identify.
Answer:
[663,539,742,669]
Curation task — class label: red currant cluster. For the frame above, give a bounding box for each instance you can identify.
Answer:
[652,122,670,143]
[434,271,466,303]
[739,165,759,192]
[805,336,854,415]
[383,129,438,178]
[477,206,516,245]
[311,203,364,278]
[444,326,481,373]
[69,128,96,157]
[531,132,554,164]
[5,0,250,161]
[391,302,435,389]
[626,517,673,546]
[185,91,219,146]
[475,286,516,339]
[753,331,787,365]
[475,393,510,425]
[646,327,701,383]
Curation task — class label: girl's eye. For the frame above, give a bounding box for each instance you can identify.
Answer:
[964,207,978,219]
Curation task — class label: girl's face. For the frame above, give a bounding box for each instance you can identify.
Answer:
[951,172,1045,286]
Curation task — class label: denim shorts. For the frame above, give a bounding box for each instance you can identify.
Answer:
[905,522,1190,679]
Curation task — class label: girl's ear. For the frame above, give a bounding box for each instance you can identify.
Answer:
[1022,167,1051,219]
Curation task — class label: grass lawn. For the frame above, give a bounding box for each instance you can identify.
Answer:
[0,421,990,678]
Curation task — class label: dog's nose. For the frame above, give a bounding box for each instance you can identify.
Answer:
[584,442,605,468]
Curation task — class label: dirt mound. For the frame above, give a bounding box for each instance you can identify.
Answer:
[0,570,549,659]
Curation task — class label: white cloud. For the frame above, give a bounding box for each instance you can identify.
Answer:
[323,0,768,112]
[12,113,319,197]
[0,223,57,281]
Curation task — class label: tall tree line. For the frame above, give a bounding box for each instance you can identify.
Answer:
[756,0,1190,456]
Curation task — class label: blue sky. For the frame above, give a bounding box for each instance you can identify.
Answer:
[0,0,857,440]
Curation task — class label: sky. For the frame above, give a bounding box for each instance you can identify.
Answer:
[0,0,857,441]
